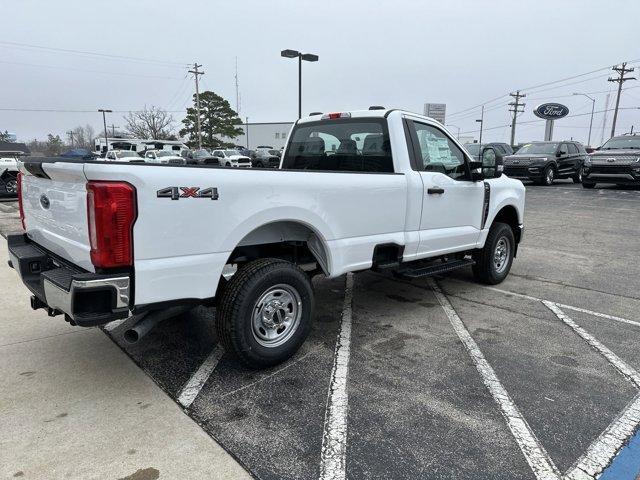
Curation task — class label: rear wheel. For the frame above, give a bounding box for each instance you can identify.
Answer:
[473,222,515,285]
[582,182,596,189]
[3,173,17,195]
[216,258,314,368]
[572,169,583,183]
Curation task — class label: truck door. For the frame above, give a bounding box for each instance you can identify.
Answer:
[405,119,485,257]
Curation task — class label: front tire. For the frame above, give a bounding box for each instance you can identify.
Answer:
[582,182,596,189]
[541,165,555,186]
[216,258,314,368]
[473,222,515,285]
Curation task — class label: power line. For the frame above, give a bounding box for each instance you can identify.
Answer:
[0,40,188,67]
[0,59,183,80]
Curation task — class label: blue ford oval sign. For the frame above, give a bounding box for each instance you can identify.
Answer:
[534,103,569,120]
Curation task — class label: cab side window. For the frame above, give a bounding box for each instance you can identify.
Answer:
[408,121,467,179]
[567,143,578,154]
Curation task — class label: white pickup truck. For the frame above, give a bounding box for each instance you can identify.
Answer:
[8,108,525,367]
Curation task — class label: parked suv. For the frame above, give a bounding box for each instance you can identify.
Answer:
[503,141,586,185]
[582,134,640,188]
[252,149,280,168]
[182,149,218,165]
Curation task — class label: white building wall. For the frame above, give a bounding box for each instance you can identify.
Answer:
[230,122,294,150]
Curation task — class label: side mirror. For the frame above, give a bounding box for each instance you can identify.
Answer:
[479,147,503,179]
[557,150,567,157]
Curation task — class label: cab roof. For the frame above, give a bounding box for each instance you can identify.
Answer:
[296,108,436,124]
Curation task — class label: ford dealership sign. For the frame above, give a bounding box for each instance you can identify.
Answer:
[534,103,569,120]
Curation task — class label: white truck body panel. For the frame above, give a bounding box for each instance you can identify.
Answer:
[17,108,525,309]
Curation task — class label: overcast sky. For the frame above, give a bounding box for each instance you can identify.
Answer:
[2,0,639,146]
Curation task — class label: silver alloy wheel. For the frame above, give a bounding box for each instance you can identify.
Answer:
[252,284,302,348]
[546,168,554,185]
[493,237,510,274]
[5,179,17,194]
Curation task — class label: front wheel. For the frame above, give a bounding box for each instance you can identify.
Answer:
[473,222,515,285]
[582,182,596,189]
[541,165,555,186]
[216,258,314,368]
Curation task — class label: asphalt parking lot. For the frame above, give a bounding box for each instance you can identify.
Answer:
[2,181,640,480]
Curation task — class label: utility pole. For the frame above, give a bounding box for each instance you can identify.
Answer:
[66,130,75,147]
[608,62,636,137]
[235,57,240,115]
[245,117,250,148]
[98,109,112,153]
[189,63,204,149]
[476,105,485,146]
[600,93,611,145]
[107,124,119,137]
[509,90,526,147]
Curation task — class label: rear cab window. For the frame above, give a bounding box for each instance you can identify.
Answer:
[281,118,394,172]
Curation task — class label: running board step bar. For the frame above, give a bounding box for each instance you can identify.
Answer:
[396,258,475,279]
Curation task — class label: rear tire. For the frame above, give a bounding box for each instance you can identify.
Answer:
[473,222,515,285]
[572,169,583,183]
[216,258,314,368]
[582,182,596,189]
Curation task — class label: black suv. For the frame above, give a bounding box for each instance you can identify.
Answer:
[503,141,587,185]
[583,134,640,188]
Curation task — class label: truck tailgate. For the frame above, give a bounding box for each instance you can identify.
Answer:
[21,161,93,272]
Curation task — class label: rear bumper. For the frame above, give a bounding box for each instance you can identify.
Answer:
[7,233,130,326]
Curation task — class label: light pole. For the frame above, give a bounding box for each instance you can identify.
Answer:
[572,92,596,147]
[98,109,112,154]
[281,49,319,119]
[245,116,249,148]
[446,124,461,140]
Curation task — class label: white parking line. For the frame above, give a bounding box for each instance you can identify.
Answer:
[479,284,640,329]
[429,279,561,480]
[177,348,223,408]
[319,273,354,480]
[542,302,640,479]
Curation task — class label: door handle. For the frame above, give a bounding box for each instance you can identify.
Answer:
[427,187,445,195]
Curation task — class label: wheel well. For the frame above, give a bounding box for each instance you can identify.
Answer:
[492,206,521,244]
[225,221,330,274]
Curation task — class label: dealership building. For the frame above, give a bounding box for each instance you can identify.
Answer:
[232,122,294,150]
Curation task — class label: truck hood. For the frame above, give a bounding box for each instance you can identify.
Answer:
[227,155,251,161]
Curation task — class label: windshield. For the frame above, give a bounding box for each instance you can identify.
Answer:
[601,136,640,150]
[268,149,280,156]
[194,149,210,157]
[517,143,558,155]
[116,151,139,158]
[224,150,239,156]
[464,144,481,155]
[282,118,393,172]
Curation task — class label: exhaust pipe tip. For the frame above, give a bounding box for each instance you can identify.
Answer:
[123,329,140,344]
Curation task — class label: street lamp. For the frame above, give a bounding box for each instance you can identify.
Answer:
[572,92,596,147]
[281,49,319,119]
[446,124,461,140]
[98,109,112,154]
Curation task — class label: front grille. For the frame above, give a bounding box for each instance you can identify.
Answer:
[591,155,639,166]
[504,166,530,176]
[590,165,633,175]
[504,157,533,166]
[168,159,184,165]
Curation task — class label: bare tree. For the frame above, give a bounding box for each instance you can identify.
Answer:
[124,106,175,139]
[69,124,96,149]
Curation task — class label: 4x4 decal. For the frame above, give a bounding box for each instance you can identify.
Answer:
[157,187,219,200]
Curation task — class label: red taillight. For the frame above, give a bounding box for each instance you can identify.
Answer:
[322,112,352,120]
[17,172,25,230]
[86,181,137,269]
